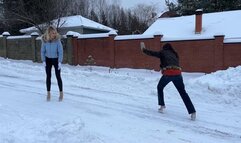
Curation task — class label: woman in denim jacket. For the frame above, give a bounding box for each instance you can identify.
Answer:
[41,26,63,101]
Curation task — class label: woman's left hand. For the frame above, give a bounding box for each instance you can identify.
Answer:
[58,62,61,70]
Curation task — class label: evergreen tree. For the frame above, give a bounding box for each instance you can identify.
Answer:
[205,0,241,12]
[118,8,128,35]
[90,9,99,23]
[166,0,241,16]
[127,11,142,34]
[100,10,108,26]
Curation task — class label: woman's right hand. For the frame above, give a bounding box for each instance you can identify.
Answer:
[43,62,46,67]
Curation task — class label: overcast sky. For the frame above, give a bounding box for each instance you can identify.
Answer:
[108,0,172,13]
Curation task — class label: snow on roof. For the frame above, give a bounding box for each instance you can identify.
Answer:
[20,15,115,33]
[66,30,118,39]
[143,10,241,41]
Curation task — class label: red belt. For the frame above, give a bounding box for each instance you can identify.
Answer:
[162,69,181,76]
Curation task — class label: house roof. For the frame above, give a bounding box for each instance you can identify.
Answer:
[20,15,116,34]
[143,10,241,42]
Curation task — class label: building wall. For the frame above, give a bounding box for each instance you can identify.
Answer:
[83,28,109,34]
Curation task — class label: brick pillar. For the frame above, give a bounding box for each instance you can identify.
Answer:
[214,35,225,71]
[66,34,74,65]
[108,31,117,68]
[153,33,163,50]
[72,36,78,65]
[31,32,39,62]
[153,34,163,71]
[2,32,10,59]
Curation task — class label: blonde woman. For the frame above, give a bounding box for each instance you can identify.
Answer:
[41,26,63,101]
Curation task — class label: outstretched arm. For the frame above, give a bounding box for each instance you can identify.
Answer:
[140,42,161,58]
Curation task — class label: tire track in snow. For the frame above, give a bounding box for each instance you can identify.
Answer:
[65,85,241,141]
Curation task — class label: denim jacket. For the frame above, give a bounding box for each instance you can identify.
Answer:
[41,39,63,62]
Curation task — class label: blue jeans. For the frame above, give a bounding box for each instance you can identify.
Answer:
[157,75,196,114]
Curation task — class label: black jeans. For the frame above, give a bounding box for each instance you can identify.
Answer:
[45,57,63,92]
[157,75,196,114]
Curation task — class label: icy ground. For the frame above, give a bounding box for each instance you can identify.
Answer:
[0,58,241,143]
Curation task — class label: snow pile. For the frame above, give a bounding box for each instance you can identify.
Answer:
[188,66,241,106]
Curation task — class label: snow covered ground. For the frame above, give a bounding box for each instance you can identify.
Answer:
[0,57,241,143]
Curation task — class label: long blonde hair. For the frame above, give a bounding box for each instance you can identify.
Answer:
[42,26,60,42]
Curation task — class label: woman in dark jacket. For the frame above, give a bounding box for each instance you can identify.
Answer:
[140,42,196,120]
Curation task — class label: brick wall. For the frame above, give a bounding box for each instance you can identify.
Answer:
[71,34,241,73]
[223,43,241,69]
[114,37,160,70]
[0,34,72,64]
[75,36,114,67]
[7,37,32,60]
[1,33,241,73]
[167,39,215,72]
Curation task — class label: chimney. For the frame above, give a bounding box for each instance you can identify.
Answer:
[195,9,203,34]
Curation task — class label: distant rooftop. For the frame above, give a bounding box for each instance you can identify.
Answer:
[20,15,116,34]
